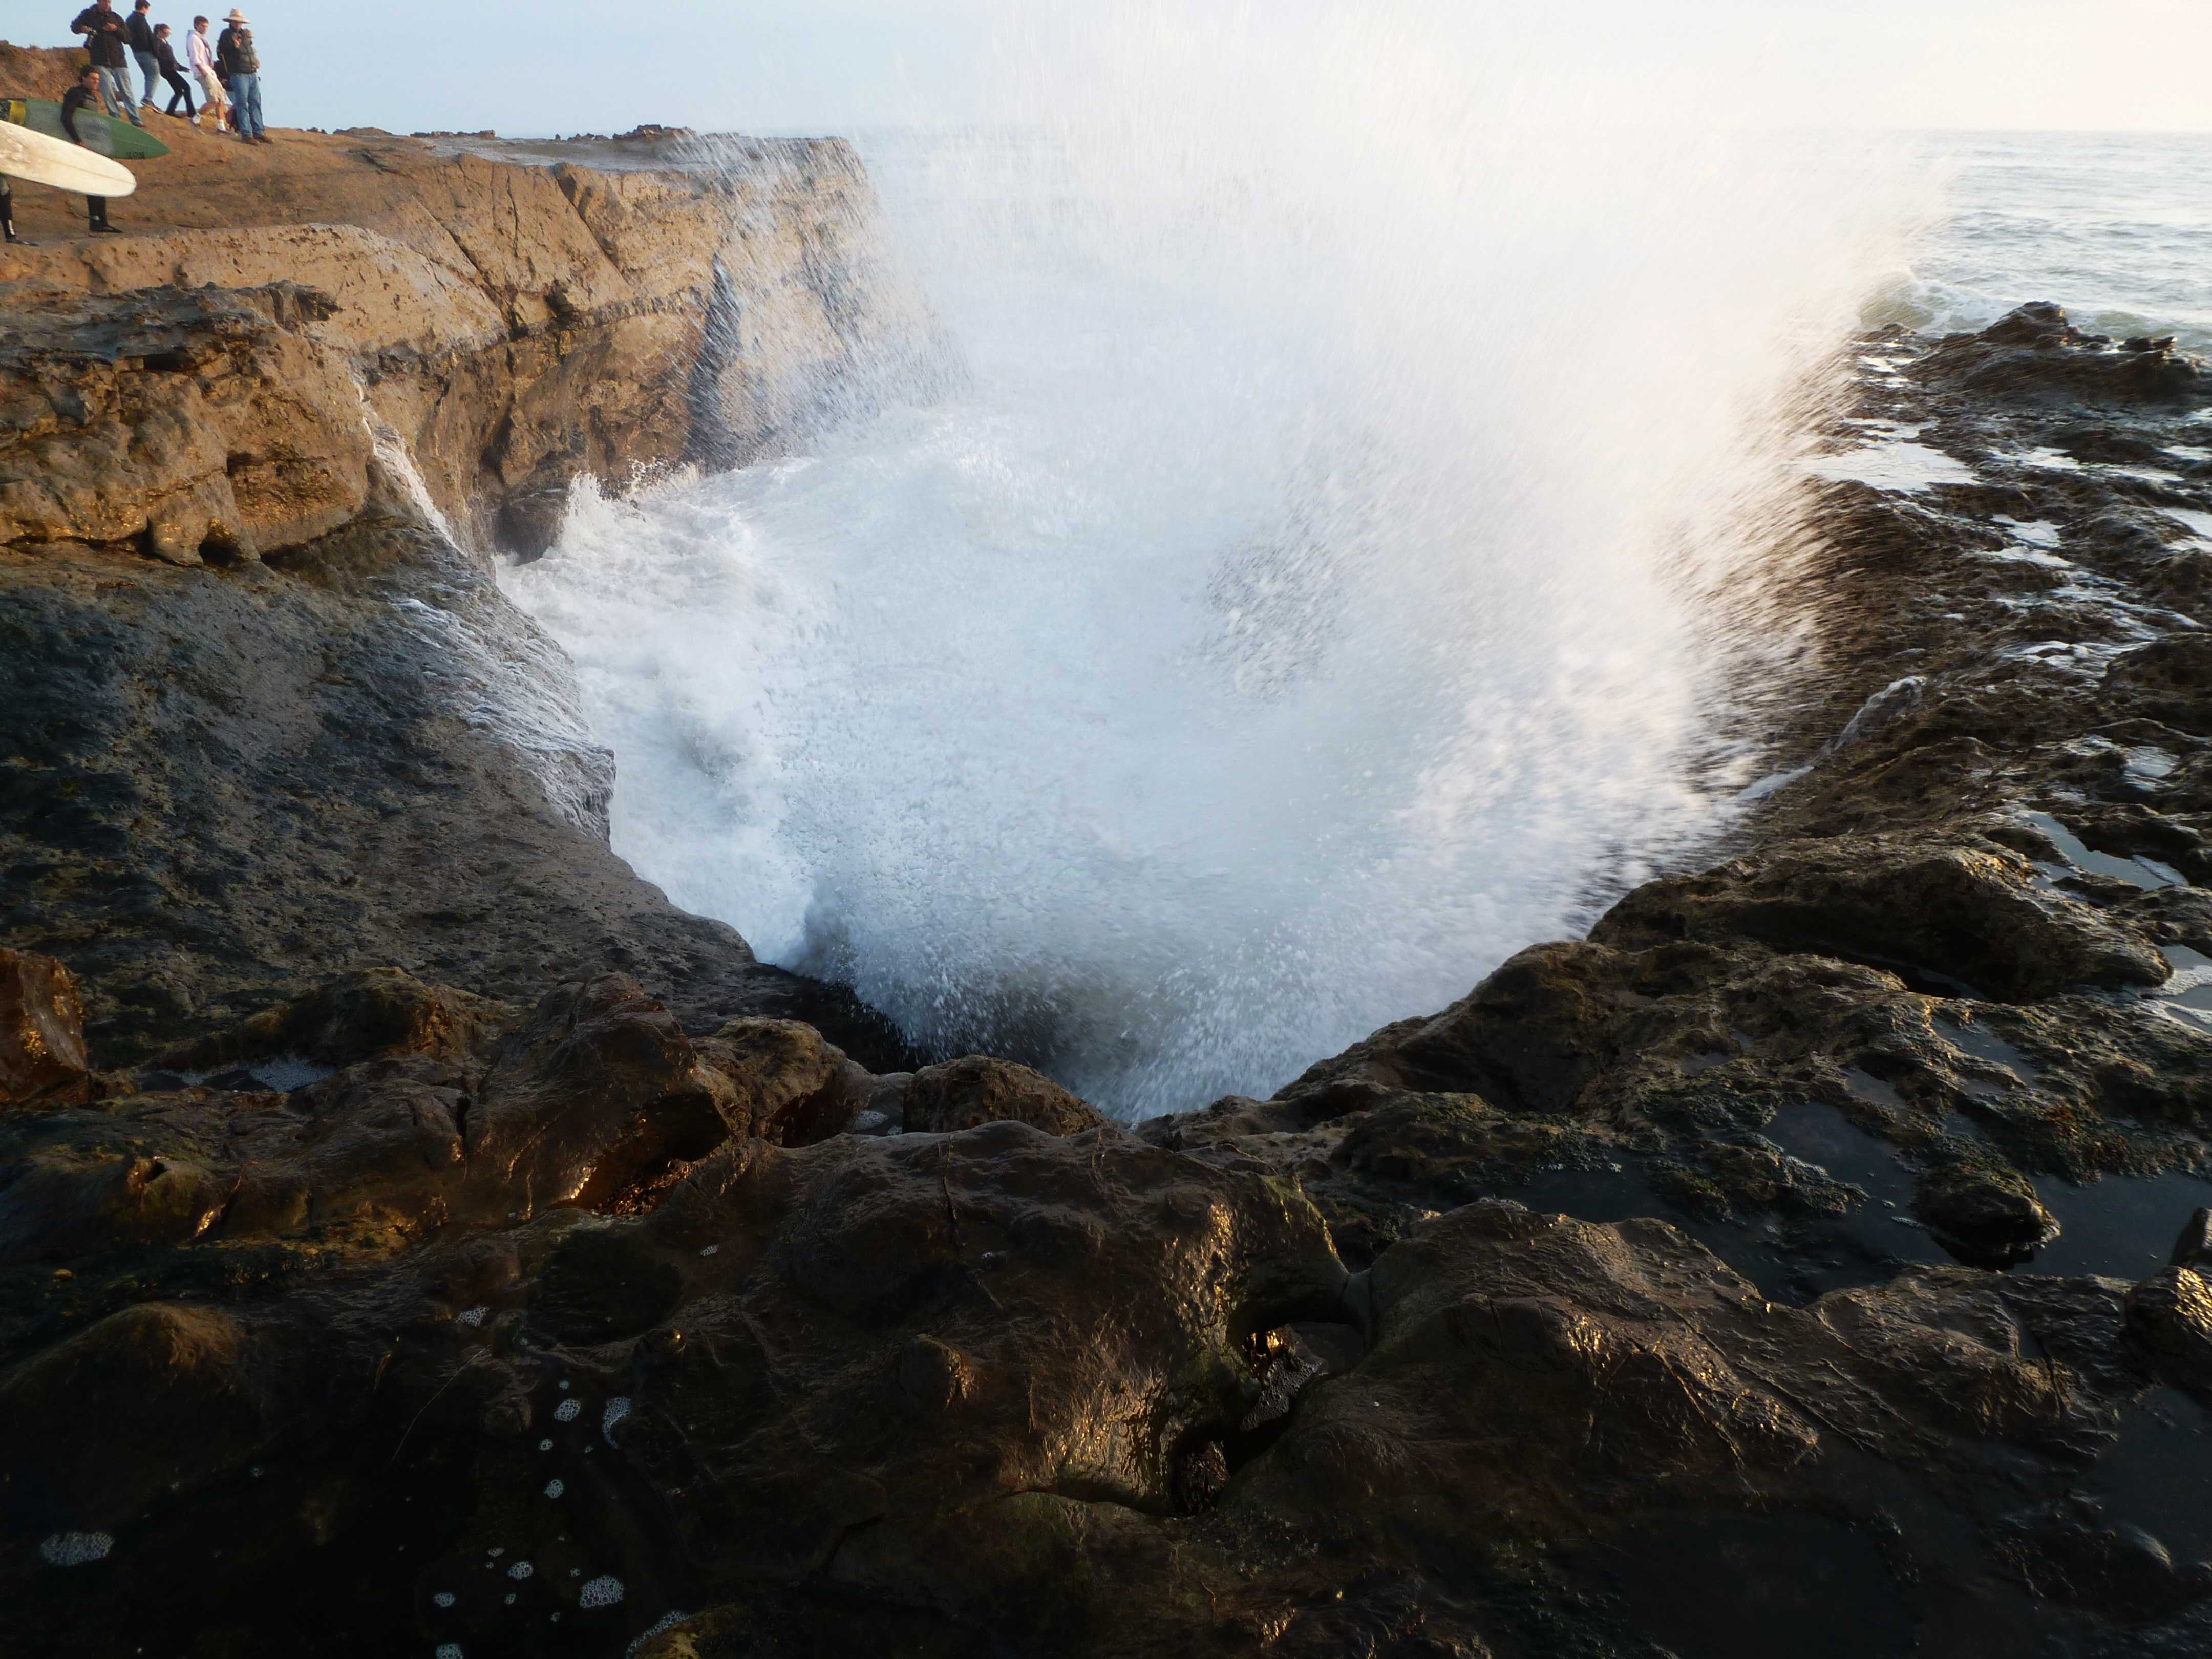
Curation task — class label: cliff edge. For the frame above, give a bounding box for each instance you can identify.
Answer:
[0,41,922,1061]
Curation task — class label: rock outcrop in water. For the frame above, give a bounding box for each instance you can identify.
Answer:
[4,35,2212,1650]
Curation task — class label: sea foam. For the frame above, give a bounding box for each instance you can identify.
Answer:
[504,2,1910,1115]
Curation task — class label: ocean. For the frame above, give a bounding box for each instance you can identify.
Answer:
[501,126,2212,1116]
[1890,130,2212,353]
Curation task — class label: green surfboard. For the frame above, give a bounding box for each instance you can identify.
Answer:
[3,97,170,160]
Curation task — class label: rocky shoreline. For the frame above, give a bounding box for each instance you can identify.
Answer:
[5,45,2212,1655]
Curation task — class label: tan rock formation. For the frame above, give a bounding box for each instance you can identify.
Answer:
[0,283,371,563]
[0,39,925,552]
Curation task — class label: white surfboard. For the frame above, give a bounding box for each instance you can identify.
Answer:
[0,118,137,198]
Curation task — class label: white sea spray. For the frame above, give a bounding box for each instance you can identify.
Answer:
[504,2,1919,1115]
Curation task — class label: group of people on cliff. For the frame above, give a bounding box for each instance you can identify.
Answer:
[69,0,263,141]
[0,0,264,243]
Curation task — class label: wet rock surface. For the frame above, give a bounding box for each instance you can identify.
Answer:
[7,141,2212,1657]
[0,949,92,1107]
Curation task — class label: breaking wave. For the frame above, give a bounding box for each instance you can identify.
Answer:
[504,3,1910,1115]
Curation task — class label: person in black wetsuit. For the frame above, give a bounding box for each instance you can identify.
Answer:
[60,67,122,236]
[1,176,23,245]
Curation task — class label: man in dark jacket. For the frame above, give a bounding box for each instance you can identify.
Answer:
[70,0,148,127]
[125,0,159,111]
[215,8,264,143]
[152,23,195,121]
[59,65,122,235]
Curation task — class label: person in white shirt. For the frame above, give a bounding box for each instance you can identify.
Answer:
[187,15,230,134]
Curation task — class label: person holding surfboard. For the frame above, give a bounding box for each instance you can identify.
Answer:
[60,66,124,234]
[0,71,141,243]
[0,69,141,241]
[69,0,148,130]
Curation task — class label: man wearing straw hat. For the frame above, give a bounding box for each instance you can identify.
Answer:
[216,7,264,144]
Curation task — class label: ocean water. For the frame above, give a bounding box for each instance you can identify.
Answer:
[500,121,2208,1118]
[1885,130,2212,353]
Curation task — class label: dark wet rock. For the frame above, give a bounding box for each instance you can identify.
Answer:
[0,950,91,1108]
[2107,636,2212,732]
[900,1054,1106,1136]
[0,1137,232,1264]
[527,1221,685,1345]
[0,517,904,1070]
[1915,1160,2060,1264]
[153,966,520,1079]
[2128,1268,2212,1385]
[0,971,775,1266]
[1592,837,2170,1002]
[219,1054,471,1239]
[2000,1496,2212,1622]
[2172,1208,2212,1270]
[1920,302,2209,405]
[693,1017,871,1146]
[2,1113,1358,1656]
[464,975,736,1218]
[635,1126,1347,1561]
[3,1014,2208,1657]
[0,1301,295,1532]
[1274,940,1639,1113]
[1336,1092,1575,1192]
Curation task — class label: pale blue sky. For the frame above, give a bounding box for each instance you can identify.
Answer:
[11,0,2210,135]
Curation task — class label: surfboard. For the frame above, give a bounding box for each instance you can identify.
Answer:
[0,115,138,198]
[2,97,169,161]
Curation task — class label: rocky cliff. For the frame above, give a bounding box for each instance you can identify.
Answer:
[1,43,923,555]
[1,42,925,1062]
[5,39,2212,1659]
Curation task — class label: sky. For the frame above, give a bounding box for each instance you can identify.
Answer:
[11,0,2212,136]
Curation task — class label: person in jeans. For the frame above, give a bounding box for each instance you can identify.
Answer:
[215,8,263,143]
[68,0,147,127]
[188,15,229,132]
[125,0,159,111]
[60,66,123,234]
[152,23,196,121]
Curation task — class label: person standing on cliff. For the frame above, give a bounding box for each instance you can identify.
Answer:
[69,0,148,129]
[215,8,263,144]
[188,15,229,133]
[152,23,196,122]
[60,65,123,235]
[125,0,160,114]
